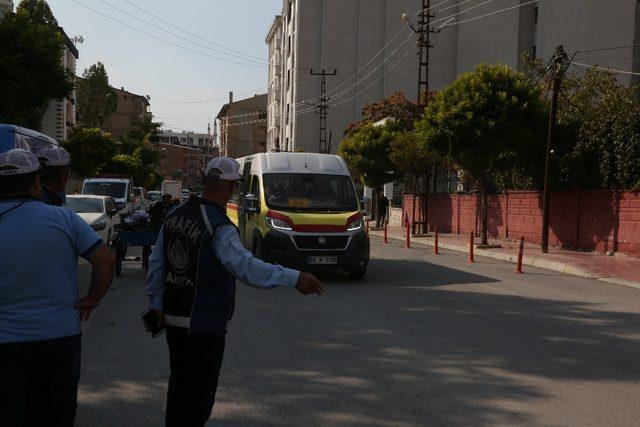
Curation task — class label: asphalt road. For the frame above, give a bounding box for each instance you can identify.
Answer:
[76,241,640,426]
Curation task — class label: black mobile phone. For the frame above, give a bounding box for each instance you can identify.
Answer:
[142,309,165,338]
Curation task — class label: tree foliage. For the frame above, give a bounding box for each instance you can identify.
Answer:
[390,131,436,177]
[344,92,421,137]
[417,64,547,243]
[76,62,118,128]
[0,6,73,128]
[64,128,118,178]
[338,122,401,189]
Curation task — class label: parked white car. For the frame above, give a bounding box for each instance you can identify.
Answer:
[67,195,120,246]
[82,177,134,216]
[133,187,152,212]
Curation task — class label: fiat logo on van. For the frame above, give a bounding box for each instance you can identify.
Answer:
[318,237,327,245]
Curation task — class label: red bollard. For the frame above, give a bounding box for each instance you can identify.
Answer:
[468,231,475,263]
[383,221,388,244]
[405,220,411,248]
[434,226,439,255]
[515,236,525,274]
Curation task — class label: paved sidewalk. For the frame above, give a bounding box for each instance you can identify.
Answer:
[369,224,640,289]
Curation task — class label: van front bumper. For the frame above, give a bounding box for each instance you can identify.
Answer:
[261,229,370,272]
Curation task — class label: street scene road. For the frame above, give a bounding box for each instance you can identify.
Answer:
[76,241,640,426]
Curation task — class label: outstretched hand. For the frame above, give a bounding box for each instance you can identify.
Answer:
[295,272,324,295]
[76,295,100,321]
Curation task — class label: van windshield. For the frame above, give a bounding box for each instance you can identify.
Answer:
[83,182,127,199]
[263,173,358,212]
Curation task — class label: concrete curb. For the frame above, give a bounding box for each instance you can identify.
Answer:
[369,231,640,288]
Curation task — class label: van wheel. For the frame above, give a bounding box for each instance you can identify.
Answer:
[349,268,367,279]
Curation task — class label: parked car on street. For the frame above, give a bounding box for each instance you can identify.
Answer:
[132,187,152,212]
[148,190,162,203]
[66,195,120,246]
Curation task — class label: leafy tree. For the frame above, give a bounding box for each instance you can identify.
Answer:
[16,0,58,27]
[0,7,73,128]
[64,128,117,177]
[417,64,546,244]
[344,92,421,137]
[76,62,117,128]
[390,131,437,232]
[339,122,401,223]
[125,115,162,143]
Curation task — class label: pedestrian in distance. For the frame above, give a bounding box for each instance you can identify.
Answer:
[376,194,390,228]
[0,149,115,427]
[37,146,71,207]
[145,156,324,427]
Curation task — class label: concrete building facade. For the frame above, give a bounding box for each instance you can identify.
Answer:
[156,142,207,191]
[41,28,79,141]
[216,93,267,159]
[157,130,215,152]
[0,0,13,18]
[268,0,640,154]
[101,87,151,140]
[265,15,284,151]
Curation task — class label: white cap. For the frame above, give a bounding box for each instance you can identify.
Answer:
[0,149,42,176]
[204,157,242,181]
[38,146,71,167]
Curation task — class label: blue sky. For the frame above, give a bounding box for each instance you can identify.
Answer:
[47,0,281,133]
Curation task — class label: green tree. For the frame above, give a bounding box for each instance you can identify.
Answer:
[0,7,73,128]
[390,131,437,232]
[417,64,546,244]
[339,122,401,223]
[63,128,118,178]
[344,92,421,137]
[76,62,117,128]
[16,0,58,27]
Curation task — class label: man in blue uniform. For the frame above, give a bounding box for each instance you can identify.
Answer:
[145,157,324,427]
[0,149,115,426]
[37,146,71,206]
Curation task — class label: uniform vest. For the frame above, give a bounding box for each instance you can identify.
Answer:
[162,196,237,335]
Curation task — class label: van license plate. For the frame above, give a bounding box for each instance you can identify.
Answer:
[308,256,338,265]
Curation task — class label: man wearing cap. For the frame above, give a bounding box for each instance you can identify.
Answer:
[0,149,115,426]
[145,156,325,427]
[37,146,71,206]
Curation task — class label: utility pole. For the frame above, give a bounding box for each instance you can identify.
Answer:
[403,0,434,234]
[310,68,337,154]
[541,45,569,253]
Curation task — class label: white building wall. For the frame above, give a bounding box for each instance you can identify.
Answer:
[0,0,13,18]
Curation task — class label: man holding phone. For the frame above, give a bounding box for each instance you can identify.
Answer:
[145,157,324,427]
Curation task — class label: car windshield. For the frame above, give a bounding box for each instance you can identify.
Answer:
[263,173,358,212]
[83,182,127,199]
[67,198,104,214]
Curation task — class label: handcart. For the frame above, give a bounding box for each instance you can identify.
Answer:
[113,224,159,276]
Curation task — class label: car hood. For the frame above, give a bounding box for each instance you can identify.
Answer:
[77,213,104,225]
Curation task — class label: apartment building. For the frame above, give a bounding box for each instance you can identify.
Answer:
[156,142,207,190]
[268,0,640,154]
[0,0,13,18]
[101,86,151,140]
[216,93,268,159]
[41,28,79,141]
[157,130,215,152]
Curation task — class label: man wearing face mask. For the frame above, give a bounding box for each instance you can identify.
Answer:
[145,156,325,427]
[37,146,71,207]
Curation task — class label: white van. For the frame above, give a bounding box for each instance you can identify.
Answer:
[82,177,134,216]
[228,152,370,278]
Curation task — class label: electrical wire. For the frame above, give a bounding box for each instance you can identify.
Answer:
[439,0,539,29]
[70,0,267,68]
[572,62,640,76]
[97,0,268,66]
[119,0,267,63]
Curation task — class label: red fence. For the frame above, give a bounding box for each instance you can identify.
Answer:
[403,191,640,257]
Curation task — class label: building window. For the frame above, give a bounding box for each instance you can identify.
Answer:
[532,45,537,58]
[534,6,538,24]
[288,36,291,57]
[287,70,291,91]
[287,0,292,23]
[286,104,290,125]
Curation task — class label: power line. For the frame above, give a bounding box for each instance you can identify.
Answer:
[572,62,640,76]
[97,0,267,66]
[70,0,267,68]
[119,0,267,63]
[439,0,539,29]
[574,44,640,55]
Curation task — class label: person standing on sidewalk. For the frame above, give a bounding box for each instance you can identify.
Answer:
[376,194,390,228]
[37,146,71,207]
[145,157,324,427]
[0,149,115,427]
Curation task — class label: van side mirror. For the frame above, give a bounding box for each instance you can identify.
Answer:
[360,197,371,217]
[244,194,259,214]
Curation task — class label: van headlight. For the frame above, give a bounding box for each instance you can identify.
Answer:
[92,218,107,231]
[347,218,363,231]
[266,216,293,231]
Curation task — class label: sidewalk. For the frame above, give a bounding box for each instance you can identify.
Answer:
[369,224,640,289]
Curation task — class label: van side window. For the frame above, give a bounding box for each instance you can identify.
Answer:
[250,175,261,199]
